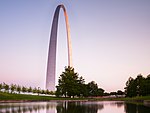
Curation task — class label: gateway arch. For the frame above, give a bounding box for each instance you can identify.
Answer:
[46,4,73,91]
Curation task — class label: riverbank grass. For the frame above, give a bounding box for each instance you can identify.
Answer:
[0,92,55,101]
[0,92,150,101]
[0,92,87,101]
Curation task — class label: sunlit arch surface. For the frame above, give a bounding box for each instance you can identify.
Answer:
[46,4,73,91]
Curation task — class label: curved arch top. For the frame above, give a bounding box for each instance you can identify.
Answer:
[46,4,73,91]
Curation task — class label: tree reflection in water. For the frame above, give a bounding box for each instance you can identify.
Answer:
[0,101,150,113]
[0,101,104,113]
[125,102,150,113]
[56,101,104,113]
[107,101,124,108]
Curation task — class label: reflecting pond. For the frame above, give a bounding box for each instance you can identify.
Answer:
[0,101,150,113]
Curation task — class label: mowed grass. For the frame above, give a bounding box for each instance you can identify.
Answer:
[116,96,150,101]
[0,92,57,101]
[0,92,87,101]
[95,96,150,101]
[0,92,150,101]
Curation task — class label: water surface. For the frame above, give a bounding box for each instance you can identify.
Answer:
[0,101,149,113]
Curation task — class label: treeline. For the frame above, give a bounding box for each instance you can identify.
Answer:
[56,66,105,97]
[0,83,55,95]
[125,74,150,97]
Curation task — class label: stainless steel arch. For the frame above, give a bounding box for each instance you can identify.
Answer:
[46,4,73,91]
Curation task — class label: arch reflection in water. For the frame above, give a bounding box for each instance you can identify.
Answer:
[0,101,149,113]
[0,102,57,113]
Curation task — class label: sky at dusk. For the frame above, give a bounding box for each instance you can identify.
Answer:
[0,0,150,92]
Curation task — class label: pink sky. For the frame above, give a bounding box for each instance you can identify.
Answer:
[0,0,150,92]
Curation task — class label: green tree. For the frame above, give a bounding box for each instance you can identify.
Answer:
[22,86,27,93]
[17,85,21,94]
[117,90,124,95]
[10,84,17,93]
[110,92,117,95]
[49,91,55,95]
[135,74,145,96]
[37,87,41,95]
[56,66,85,97]
[97,88,105,96]
[87,81,99,96]
[145,75,150,95]
[3,83,9,92]
[27,86,32,93]
[125,77,137,97]
[55,86,62,97]
[0,83,3,91]
[76,76,87,97]
[41,90,46,94]
[46,89,50,95]
[33,87,38,94]
[125,74,150,97]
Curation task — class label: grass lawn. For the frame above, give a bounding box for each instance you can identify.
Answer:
[0,92,87,101]
[0,92,56,101]
[116,96,150,101]
[0,92,150,102]
[91,96,150,102]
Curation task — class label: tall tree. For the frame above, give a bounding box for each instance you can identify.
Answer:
[135,74,145,96]
[56,66,85,97]
[87,81,99,96]
[125,74,150,97]
[125,77,137,97]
